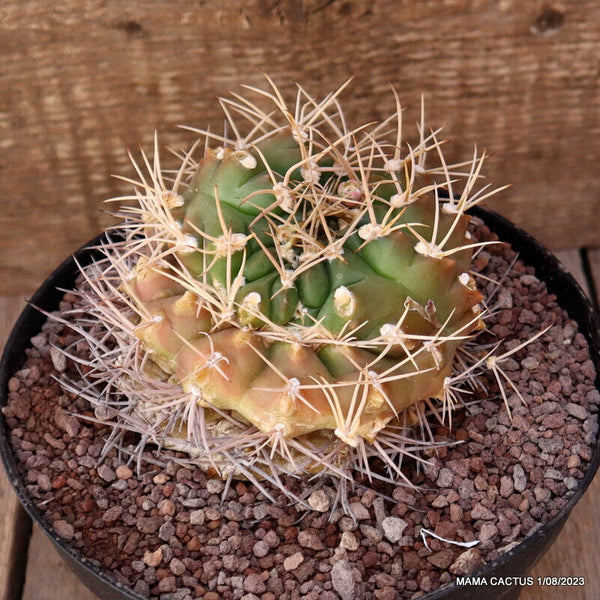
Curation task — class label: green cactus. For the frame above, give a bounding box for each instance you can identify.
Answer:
[63,80,510,498]
[130,132,484,444]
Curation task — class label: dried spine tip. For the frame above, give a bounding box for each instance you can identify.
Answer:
[62,78,520,506]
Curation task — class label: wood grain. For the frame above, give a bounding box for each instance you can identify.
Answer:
[0,465,29,600]
[588,249,600,304]
[2,0,600,294]
[553,250,590,299]
[0,297,31,600]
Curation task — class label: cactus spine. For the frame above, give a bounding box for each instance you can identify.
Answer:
[60,80,510,501]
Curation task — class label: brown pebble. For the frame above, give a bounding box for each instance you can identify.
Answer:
[97,464,116,482]
[53,520,74,541]
[436,468,455,488]
[427,548,454,569]
[136,516,163,534]
[479,522,498,542]
[43,432,65,450]
[37,473,52,492]
[284,552,304,571]
[432,494,449,508]
[340,531,359,551]
[143,547,163,568]
[307,489,330,512]
[471,503,495,521]
[189,509,205,525]
[449,504,463,523]
[331,559,357,600]
[186,536,202,552]
[362,551,379,568]
[449,548,483,575]
[566,402,588,421]
[349,502,370,520]
[263,529,280,548]
[374,587,397,600]
[298,530,325,551]
[53,407,80,437]
[499,476,514,498]
[28,363,41,381]
[115,465,133,480]
[542,414,565,429]
[102,506,123,522]
[382,517,408,543]
[169,557,186,576]
[158,575,176,593]
[158,499,175,516]
[513,465,527,492]
[7,377,20,393]
[243,573,267,594]
[253,540,270,558]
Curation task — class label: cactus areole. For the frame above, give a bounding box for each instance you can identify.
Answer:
[67,80,508,493]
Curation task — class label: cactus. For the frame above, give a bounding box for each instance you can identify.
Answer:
[61,80,511,502]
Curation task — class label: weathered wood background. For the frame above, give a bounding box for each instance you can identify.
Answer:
[2,0,600,295]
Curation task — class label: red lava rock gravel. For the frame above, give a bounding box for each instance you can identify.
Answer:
[2,222,599,600]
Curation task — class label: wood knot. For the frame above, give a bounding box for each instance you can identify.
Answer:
[531,7,565,35]
[115,19,146,37]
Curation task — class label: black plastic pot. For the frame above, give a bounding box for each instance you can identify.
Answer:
[1,207,599,600]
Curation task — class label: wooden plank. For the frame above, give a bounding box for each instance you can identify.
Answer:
[588,249,600,304]
[21,526,100,600]
[0,296,31,600]
[0,296,26,358]
[2,0,600,293]
[552,249,591,298]
[0,469,28,600]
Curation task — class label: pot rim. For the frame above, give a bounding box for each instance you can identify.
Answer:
[1,206,599,600]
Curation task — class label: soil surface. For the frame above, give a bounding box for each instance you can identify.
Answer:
[3,221,599,600]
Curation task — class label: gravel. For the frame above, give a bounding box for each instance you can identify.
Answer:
[3,223,599,600]
[307,489,330,512]
[381,517,408,543]
[331,560,356,600]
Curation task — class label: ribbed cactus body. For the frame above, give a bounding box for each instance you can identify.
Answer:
[129,131,483,444]
[60,81,519,497]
